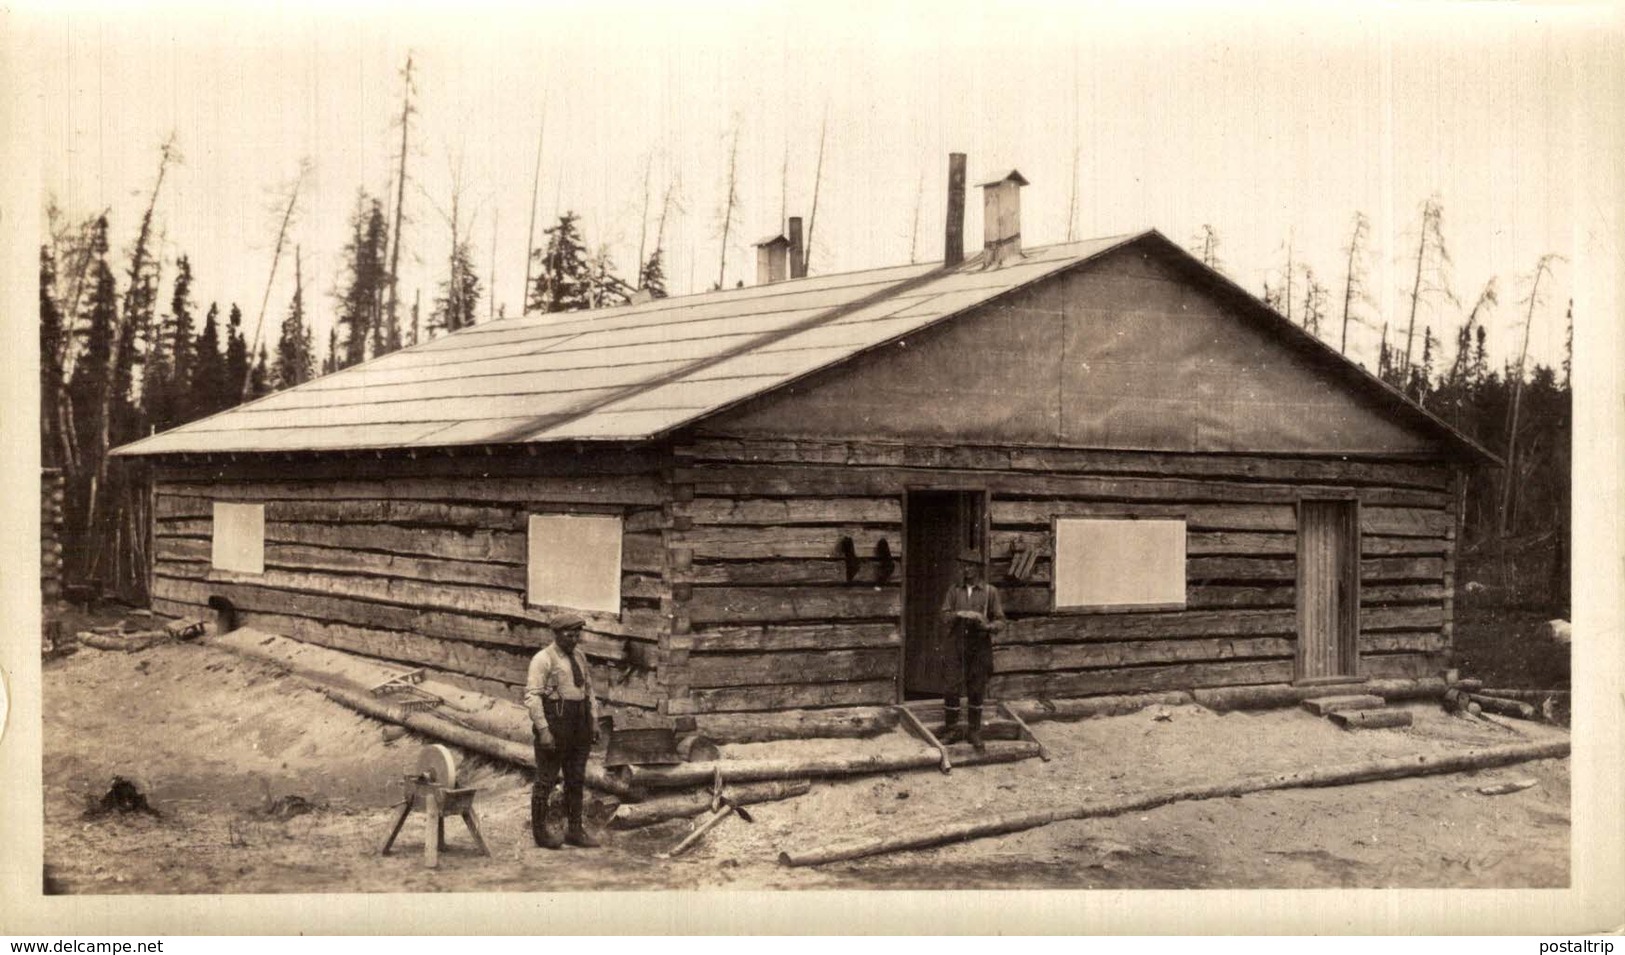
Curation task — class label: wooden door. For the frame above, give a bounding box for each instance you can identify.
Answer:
[904,490,983,697]
[1296,499,1360,682]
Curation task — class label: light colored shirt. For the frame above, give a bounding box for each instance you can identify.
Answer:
[524,641,598,728]
[940,582,1006,630]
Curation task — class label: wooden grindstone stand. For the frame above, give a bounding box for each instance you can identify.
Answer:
[381,744,491,868]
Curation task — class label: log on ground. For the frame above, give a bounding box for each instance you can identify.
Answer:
[777,738,1570,867]
[607,779,812,829]
[1004,691,1194,723]
[624,740,1040,790]
[692,707,900,743]
[1190,677,1446,712]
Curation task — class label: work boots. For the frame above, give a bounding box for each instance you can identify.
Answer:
[532,787,565,849]
[940,703,965,744]
[966,705,986,753]
[564,787,601,849]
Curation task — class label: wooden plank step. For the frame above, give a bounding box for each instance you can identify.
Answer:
[1301,694,1386,716]
[1328,708,1414,730]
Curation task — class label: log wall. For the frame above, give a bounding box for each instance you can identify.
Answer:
[666,437,1459,711]
[148,451,673,710]
[42,468,64,602]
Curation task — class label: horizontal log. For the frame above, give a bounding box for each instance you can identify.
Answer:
[1360,653,1449,680]
[1362,535,1451,556]
[677,464,1448,509]
[170,565,537,621]
[157,518,525,564]
[1005,691,1196,722]
[159,540,525,589]
[1191,677,1447,711]
[1184,532,1297,556]
[157,494,525,528]
[692,707,901,743]
[688,679,898,713]
[1361,507,1453,538]
[990,659,1295,699]
[608,779,813,829]
[692,623,902,653]
[682,438,1452,490]
[239,607,534,685]
[1358,630,1449,654]
[622,739,1039,789]
[682,497,902,526]
[682,559,898,587]
[1187,584,1297,609]
[992,501,1299,531]
[222,609,661,707]
[776,739,1566,868]
[996,635,1295,672]
[157,473,666,506]
[686,648,897,688]
[1362,583,1448,605]
[685,586,900,625]
[675,526,900,561]
[999,608,1298,644]
[151,576,660,655]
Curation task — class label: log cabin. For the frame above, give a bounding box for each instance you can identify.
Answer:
[112,155,1495,719]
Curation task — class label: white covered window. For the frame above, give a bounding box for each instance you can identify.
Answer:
[1053,518,1186,611]
[211,502,265,575]
[528,514,623,614]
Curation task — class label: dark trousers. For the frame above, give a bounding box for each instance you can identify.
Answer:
[943,625,994,730]
[531,699,592,844]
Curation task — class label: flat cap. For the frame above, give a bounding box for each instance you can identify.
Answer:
[550,612,586,633]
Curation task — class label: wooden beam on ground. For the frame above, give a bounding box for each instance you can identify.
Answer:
[623,740,1040,790]
[777,739,1570,867]
[996,702,1052,761]
[606,779,811,829]
[895,705,952,773]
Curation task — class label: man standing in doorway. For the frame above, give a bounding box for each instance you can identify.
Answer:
[525,612,602,849]
[939,554,1006,751]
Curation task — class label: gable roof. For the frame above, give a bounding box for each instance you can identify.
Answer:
[112,230,1495,464]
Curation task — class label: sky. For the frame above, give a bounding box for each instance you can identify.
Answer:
[26,1,1620,376]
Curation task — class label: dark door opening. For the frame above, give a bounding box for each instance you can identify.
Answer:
[1296,499,1360,683]
[903,489,985,698]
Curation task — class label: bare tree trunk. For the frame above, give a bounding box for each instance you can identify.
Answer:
[522,108,546,310]
[1499,257,1552,537]
[637,151,653,288]
[909,170,923,264]
[1402,205,1430,375]
[803,109,827,276]
[243,160,308,398]
[488,209,498,321]
[385,53,415,345]
[716,123,740,289]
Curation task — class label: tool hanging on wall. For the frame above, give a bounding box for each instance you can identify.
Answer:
[874,538,896,585]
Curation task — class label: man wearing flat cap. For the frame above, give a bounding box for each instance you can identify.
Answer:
[525,612,601,848]
[939,554,1005,751]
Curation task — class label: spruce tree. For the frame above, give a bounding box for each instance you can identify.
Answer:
[336,191,390,368]
[430,239,481,335]
[275,263,314,389]
[224,303,249,411]
[249,344,271,398]
[639,248,668,299]
[40,245,65,463]
[528,212,591,313]
[192,303,226,417]
[586,246,632,309]
[167,256,197,424]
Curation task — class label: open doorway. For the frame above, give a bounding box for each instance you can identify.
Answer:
[903,489,986,698]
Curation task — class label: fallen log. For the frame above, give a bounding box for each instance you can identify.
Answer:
[624,740,1040,790]
[777,738,1570,867]
[692,707,899,744]
[1191,677,1446,712]
[1478,688,1569,702]
[78,630,170,652]
[1006,691,1192,723]
[314,682,641,801]
[609,779,811,829]
[1468,694,1538,720]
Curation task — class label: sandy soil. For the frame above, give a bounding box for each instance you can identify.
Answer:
[41,622,1570,893]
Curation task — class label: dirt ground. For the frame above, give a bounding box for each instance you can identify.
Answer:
[41,611,1570,894]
